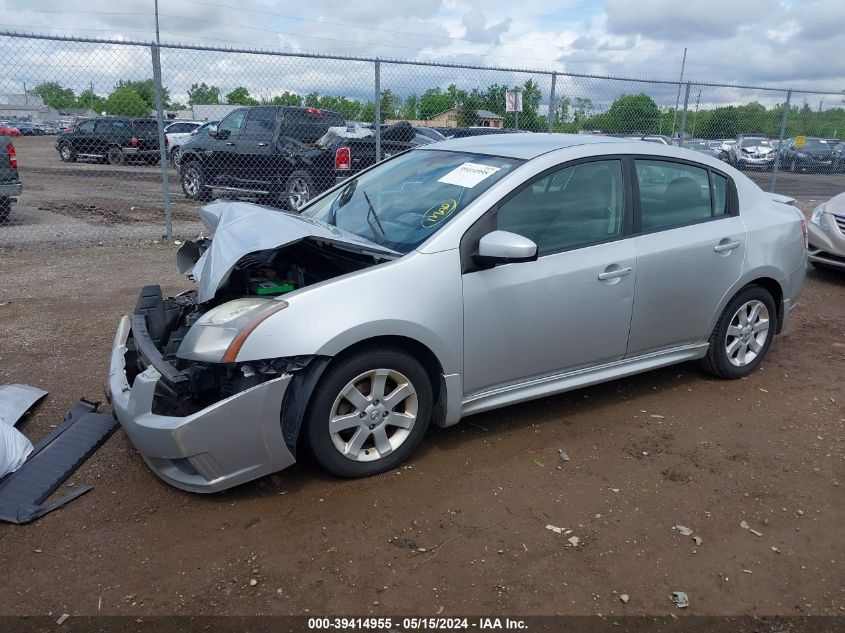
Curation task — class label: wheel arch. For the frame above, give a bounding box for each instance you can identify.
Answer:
[710,274,785,338]
[283,334,449,457]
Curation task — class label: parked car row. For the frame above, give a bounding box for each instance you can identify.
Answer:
[0,120,64,135]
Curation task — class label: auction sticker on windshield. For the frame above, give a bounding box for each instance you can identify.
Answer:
[438,162,501,188]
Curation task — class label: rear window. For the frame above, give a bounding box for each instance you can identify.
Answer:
[133,120,159,136]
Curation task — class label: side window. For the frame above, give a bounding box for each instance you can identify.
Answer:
[496,159,624,256]
[76,120,96,134]
[242,107,277,137]
[94,120,112,134]
[711,173,728,215]
[635,160,711,230]
[218,110,246,137]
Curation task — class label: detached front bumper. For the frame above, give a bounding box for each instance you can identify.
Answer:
[107,315,296,493]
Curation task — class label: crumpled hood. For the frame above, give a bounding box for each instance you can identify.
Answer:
[742,145,773,154]
[178,200,398,303]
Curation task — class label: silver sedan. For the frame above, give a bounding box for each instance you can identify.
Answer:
[108,134,808,492]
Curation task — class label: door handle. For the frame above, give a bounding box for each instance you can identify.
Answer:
[598,266,633,281]
[257,142,268,147]
[714,240,741,252]
[225,141,235,146]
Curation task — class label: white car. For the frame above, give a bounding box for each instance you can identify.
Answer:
[164,120,204,166]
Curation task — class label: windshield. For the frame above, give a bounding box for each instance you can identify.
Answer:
[741,138,770,147]
[302,150,521,254]
[799,138,830,150]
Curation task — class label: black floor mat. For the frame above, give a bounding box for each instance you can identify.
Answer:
[0,399,118,524]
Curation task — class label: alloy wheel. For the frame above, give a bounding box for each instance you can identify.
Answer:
[287,178,310,210]
[328,368,418,462]
[183,168,200,196]
[725,300,770,367]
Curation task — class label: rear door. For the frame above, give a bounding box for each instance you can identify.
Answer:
[627,158,745,356]
[234,106,279,188]
[132,119,160,152]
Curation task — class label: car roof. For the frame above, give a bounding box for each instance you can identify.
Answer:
[417,133,631,160]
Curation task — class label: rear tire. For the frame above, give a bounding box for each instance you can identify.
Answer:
[702,286,777,379]
[107,147,125,166]
[0,197,10,224]
[305,348,433,478]
[58,142,76,163]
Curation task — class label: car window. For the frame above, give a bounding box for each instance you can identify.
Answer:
[218,110,246,137]
[711,173,728,215]
[76,120,96,134]
[496,160,624,255]
[243,107,277,137]
[94,120,112,134]
[133,120,158,136]
[636,160,713,230]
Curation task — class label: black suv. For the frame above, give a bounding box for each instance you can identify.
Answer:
[178,106,345,210]
[56,117,161,165]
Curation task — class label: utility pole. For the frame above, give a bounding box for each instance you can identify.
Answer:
[154,0,161,44]
[691,89,702,138]
[670,48,687,142]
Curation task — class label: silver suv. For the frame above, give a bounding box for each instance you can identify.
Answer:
[108,135,807,492]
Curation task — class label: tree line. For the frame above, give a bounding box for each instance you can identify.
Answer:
[31,80,845,139]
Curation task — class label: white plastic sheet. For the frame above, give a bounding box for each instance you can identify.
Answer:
[0,422,33,478]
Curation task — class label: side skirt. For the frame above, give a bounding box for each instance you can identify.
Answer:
[461,344,709,417]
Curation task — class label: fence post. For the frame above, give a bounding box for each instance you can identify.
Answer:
[677,82,691,145]
[374,58,381,163]
[547,73,556,134]
[770,89,792,193]
[150,44,173,241]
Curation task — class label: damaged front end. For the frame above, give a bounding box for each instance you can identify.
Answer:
[109,200,396,492]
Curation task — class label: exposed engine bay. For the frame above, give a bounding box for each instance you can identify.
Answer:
[125,237,387,415]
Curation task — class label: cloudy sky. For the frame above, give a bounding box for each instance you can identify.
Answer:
[1,0,843,107]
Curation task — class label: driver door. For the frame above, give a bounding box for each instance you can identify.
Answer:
[205,108,246,186]
[461,158,636,395]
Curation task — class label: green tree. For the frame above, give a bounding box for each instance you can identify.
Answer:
[304,92,320,107]
[359,101,376,123]
[597,93,660,134]
[401,94,419,120]
[114,79,170,110]
[187,82,220,105]
[419,88,454,119]
[77,87,106,114]
[104,86,149,116]
[226,86,259,105]
[379,89,399,120]
[270,91,303,106]
[31,82,76,109]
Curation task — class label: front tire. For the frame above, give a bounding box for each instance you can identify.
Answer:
[180,161,212,200]
[58,142,76,163]
[305,348,433,478]
[702,286,777,379]
[284,170,314,212]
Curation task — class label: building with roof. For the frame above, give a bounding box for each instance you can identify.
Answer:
[386,108,505,129]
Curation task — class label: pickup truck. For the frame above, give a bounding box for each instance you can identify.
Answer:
[1,140,22,223]
[178,105,440,210]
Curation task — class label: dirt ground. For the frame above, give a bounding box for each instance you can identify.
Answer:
[0,241,843,617]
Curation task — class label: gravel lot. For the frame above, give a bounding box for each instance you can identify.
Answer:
[0,134,843,619]
[0,240,843,617]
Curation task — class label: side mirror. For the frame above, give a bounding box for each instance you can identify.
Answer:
[474,230,537,266]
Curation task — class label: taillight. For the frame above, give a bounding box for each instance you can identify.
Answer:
[305,107,322,115]
[130,137,140,147]
[335,146,350,171]
[8,143,17,169]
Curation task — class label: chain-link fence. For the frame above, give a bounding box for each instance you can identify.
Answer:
[1,31,843,240]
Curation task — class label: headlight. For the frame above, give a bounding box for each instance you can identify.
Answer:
[810,204,831,232]
[176,297,288,363]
